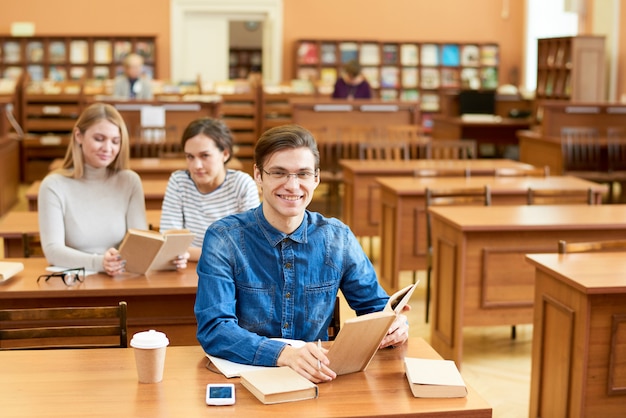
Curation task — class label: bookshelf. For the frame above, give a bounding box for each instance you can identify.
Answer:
[294,39,499,112]
[536,35,605,102]
[0,35,157,82]
[229,48,262,79]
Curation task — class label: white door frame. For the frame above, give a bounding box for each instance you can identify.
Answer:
[170,0,283,84]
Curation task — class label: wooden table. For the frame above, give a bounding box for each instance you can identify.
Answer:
[26,179,168,211]
[378,176,607,291]
[431,115,531,157]
[0,210,162,258]
[526,253,626,418]
[0,257,198,346]
[340,159,536,237]
[427,205,626,367]
[48,157,244,179]
[0,337,492,418]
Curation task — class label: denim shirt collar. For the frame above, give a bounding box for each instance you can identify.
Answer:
[254,205,308,247]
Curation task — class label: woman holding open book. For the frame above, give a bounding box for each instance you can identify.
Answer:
[38,103,147,275]
[159,118,260,262]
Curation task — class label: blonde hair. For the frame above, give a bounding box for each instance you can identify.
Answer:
[60,103,130,178]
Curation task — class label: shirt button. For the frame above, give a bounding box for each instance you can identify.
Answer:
[285,262,292,269]
[286,292,291,298]
[283,323,289,329]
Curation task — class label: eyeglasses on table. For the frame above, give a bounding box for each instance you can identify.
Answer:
[37,267,86,286]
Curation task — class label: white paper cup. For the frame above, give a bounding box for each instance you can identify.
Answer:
[130,330,169,383]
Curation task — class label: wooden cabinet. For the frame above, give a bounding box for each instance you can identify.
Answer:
[294,39,499,113]
[536,35,605,102]
[229,48,262,79]
[21,80,83,134]
[0,35,157,82]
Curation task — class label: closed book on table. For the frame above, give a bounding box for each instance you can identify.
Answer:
[239,366,318,404]
[404,357,468,398]
[118,229,194,274]
[0,261,24,282]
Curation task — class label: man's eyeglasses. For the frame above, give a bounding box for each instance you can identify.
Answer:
[262,169,318,182]
[37,268,85,286]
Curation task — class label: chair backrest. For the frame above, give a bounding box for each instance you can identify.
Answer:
[526,187,594,205]
[607,127,626,172]
[558,239,626,254]
[494,166,549,177]
[431,139,477,159]
[560,127,601,172]
[133,125,180,158]
[358,141,409,160]
[384,125,432,159]
[327,296,341,341]
[0,302,128,350]
[425,186,492,208]
[336,125,379,162]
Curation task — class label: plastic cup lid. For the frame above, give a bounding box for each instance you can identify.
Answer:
[130,329,169,349]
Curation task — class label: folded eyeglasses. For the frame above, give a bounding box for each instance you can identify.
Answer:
[37,267,85,286]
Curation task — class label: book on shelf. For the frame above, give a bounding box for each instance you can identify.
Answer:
[320,67,337,85]
[297,41,319,65]
[93,40,112,64]
[421,93,440,112]
[26,65,44,82]
[135,41,155,61]
[296,67,318,82]
[361,67,380,88]
[359,43,380,66]
[480,67,498,90]
[118,228,194,275]
[480,45,499,66]
[382,44,398,65]
[401,67,418,88]
[69,40,89,64]
[339,42,358,63]
[420,68,440,89]
[3,66,23,80]
[404,357,468,398]
[3,41,21,63]
[380,89,399,100]
[26,41,44,63]
[400,44,419,66]
[114,41,132,62]
[70,66,87,81]
[49,41,66,64]
[380,66,399,88]
[461,67,480,89]
[401,89,419,102]
[320,43,337,65]
[0,261,24,282]
[92,65,110,80]
[239,366,318,405]
[48,66,67,82]
[421,44,439,66]
[461,45,480,67]
[441,68,460,88]
[441,44,460,67]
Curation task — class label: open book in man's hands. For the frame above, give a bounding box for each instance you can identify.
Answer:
[385,282,418,314]
[118,229,194,274]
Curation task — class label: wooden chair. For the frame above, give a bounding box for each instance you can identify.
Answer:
[384,125,431,159]
[414,168,471,178]
[430,139,477,159]
[132,125,181,158]
[558,239,626,254]
[526,187,595,205]
[607,127,626,202]
[327,296,341,341]
[494,165,549,177]
[424,186,491,323]
[313,126,343,216]
[0,302,128,350]
[560,127,607,182]
[358,141,409,160]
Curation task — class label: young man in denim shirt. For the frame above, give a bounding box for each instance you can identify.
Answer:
[195,124,410,383]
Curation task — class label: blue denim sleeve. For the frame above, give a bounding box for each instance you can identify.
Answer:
[194,225,286,366]
[337,226,389,315]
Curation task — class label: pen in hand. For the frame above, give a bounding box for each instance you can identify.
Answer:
[317,339,322,371]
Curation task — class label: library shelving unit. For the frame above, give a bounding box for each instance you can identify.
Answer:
[229,48,262,79]
[294,39,499,114]
[535,35,605,102]
[0,35,157,82]
[260,81,316,133]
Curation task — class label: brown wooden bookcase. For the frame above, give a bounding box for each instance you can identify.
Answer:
[229,48,262,80]
[0,35,157,82]
[536,35,605,102]
[294,39,499,113]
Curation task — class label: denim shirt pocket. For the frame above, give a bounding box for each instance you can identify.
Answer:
[304,282,337,326]
[236,283,274,333]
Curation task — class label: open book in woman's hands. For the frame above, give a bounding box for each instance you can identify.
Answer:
[118,229,194,274]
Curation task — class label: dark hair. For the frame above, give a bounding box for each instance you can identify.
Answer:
[254,124,320,172]
[180,117,234,163]
[344,59,362,78]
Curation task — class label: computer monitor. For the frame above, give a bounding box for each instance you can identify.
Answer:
[458,90,496,115]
